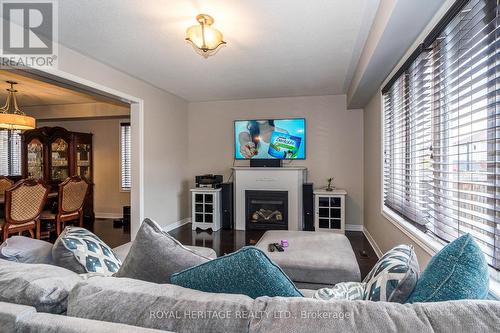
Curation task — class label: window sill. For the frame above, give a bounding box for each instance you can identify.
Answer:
[381,207,444,255]
[381,206,500,300]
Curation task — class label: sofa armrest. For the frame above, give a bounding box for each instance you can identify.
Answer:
[16,312,173,333]
[0,302,36,332]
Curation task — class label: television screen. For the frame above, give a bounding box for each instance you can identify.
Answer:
[234,118,306,160]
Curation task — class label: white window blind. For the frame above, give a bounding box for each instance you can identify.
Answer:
[120,122,131,190]
[383,0,499,271]
[0,129,22,176]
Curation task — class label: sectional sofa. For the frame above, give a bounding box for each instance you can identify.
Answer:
[1,256,499,333]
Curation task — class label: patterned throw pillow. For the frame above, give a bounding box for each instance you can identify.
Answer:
[52,227,121,275]
[313,282,366,301]
[363,244,419,302]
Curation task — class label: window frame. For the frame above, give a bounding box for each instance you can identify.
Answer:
[119,120,131,192]
[380,90,500,299]
[0,129,22,177]
[379,0,500,300]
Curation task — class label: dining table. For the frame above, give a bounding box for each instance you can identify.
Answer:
[0,191,58,204]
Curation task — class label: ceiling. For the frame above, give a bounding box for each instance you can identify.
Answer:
[0,70,119,106]
[58,0,380,102]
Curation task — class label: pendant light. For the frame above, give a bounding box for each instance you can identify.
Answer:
[0,81,35,130]
[186,14,226,58]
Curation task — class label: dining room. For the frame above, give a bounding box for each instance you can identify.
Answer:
[0,69,132,246]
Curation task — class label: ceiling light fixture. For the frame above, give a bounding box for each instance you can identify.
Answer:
[0,81,35,130]
[186,14,226,58]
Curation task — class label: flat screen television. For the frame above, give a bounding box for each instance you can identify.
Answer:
[234,118,306,160]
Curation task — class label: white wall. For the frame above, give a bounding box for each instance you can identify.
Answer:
[188,95,364,226]
[38,118,131,218]
[56,45,190,237]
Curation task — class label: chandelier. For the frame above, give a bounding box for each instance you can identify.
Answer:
[186,14,226,58]
[0,81,35,130]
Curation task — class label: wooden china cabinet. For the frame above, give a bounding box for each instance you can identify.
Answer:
[21,127,94,222]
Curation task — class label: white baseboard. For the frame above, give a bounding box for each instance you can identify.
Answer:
[345,224,364,232]
[95,212,123,219]
[363,226,383,258]
[161,218,191,232]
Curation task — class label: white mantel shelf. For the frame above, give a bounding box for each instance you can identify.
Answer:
[232,166,307,171]
[233,167,307,231]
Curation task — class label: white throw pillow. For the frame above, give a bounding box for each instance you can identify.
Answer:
[313,282,366,301]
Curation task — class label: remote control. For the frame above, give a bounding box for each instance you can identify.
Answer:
[268,243,276,252]
[273,243,285,252]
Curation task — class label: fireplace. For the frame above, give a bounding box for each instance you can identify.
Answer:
[245,190,288,230]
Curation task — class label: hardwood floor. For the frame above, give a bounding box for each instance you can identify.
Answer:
[92,220,379,280]
[42,218,131,248]
[90,218,131,248]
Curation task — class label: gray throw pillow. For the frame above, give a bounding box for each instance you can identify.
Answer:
[114,218,211,283]
[52,227,121,275]
[0,236,53,264]
[0,259,81,314]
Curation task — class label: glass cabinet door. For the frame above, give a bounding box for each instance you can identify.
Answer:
[317,195,342,231]
[51,138,69,182]
[193,193,214,223]
[27,138,43,180]
[76,143,91,181]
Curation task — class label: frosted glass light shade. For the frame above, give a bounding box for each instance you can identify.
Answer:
[0,113,36,130]
[186,14,226,57]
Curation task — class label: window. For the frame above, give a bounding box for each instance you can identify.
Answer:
[383,0,499,273]
[0,129,21,176]
[120,122,131,190]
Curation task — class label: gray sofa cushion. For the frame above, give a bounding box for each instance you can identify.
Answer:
[15,312,171,333]
[0,259,81,314]
[52,227,121,275]
[0,301,169,333]
[113,241,217,262]
[0,236,53,264]
[250,297,500,333]
[67,276,261,333]
[0,302,36,333]
[114,218,211,283]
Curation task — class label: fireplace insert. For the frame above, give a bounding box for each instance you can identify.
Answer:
[245,190,288,230]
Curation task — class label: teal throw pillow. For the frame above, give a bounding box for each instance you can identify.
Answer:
[170,246,303,299]
[406,234,489,303]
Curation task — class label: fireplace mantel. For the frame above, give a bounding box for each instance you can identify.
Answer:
[232,167,307,231]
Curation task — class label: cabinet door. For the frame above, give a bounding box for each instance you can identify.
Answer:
[27,138,44,180]
[50,137,69,182]
[76,143,92,181]
[203,193,214,223]
[315,195,329,230]
[315,195,344,232]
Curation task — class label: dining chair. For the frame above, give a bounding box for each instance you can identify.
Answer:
[41,176,90,236]
[0,176,14,195]
[0,179,49,241]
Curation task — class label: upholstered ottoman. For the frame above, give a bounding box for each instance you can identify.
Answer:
[255,230,360,289]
